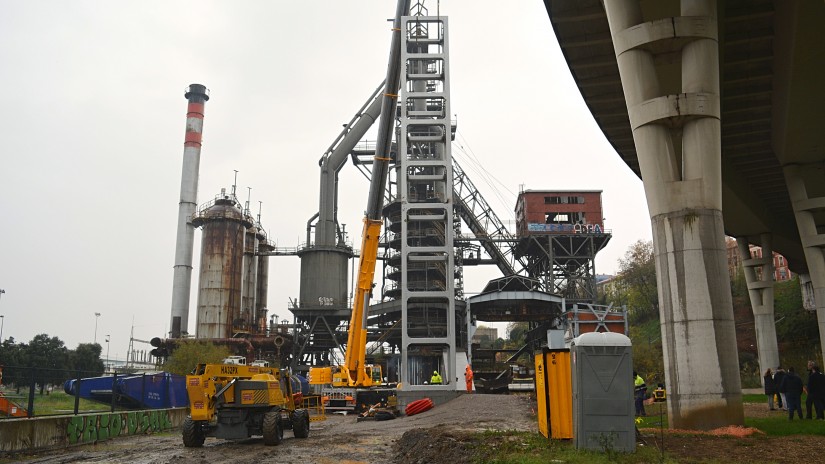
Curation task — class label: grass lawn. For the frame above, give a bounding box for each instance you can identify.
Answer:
[471,395,825,463]
[2,387,109,417]
[635,397,825,437]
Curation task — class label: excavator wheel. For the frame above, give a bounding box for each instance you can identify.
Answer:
[262,409,283,446]
[292,409,310,438]
[182,416,205,447]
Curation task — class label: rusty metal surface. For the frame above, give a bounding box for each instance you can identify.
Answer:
[196,200,247,338]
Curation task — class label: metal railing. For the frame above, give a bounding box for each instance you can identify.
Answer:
[0,365,175,419]
[0,365,181,420]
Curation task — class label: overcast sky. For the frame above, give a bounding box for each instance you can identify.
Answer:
[0,1,651,357]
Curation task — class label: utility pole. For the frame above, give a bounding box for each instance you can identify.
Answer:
[105,335,111,371]
[1,289,6,342]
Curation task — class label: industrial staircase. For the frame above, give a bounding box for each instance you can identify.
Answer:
[452,157,528,277]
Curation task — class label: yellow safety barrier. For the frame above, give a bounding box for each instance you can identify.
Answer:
[302,395,327,422]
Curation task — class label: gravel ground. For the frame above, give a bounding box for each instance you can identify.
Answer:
[11,396,819,464]
[9,394,536,464]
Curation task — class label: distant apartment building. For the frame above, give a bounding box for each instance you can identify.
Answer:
[596,274,619,296]
[725,237,793,282]
[472,327,498,344]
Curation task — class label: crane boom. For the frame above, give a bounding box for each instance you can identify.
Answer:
[340,0,409,387]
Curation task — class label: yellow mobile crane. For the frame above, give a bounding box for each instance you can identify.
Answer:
[310,0,409,413]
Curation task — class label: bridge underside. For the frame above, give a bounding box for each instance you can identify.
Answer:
[544,0,824,269]
[545,0,825,430]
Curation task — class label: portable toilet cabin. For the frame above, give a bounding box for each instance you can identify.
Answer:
[570,332,635,453]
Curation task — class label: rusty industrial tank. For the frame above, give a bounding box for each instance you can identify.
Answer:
[256,229,274,334]
[192,196,251,338]
[241,223,259,334]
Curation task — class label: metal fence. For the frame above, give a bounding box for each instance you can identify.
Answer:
[0,364,150,419]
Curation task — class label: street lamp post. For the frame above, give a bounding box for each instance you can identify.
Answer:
[105,335,110,371]
[0,289,5,342]
[94,312,101,344]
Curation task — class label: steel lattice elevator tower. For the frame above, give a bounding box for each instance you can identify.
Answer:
[394,15,457,388]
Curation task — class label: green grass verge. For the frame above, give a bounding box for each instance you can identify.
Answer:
[741,393,766,403]
[635,398,825,437]
[471,430,674,464]
[2,388,110,416]
[745,416,825,436]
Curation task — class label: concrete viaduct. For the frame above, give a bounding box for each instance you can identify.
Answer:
[544,0,824,429]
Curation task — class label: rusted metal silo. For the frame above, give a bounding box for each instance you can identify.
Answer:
[256,229,274,334]
[241,222,259,334]
[192,193,251,338]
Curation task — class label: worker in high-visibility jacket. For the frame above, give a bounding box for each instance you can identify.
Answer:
[633,371,647,417]
[431,370,443,385]
[464,364,474,393]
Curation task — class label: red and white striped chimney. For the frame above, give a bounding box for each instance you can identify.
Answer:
[170,84,209,338]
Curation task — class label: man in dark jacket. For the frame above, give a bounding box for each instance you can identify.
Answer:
[774,367,787,410]
[805,360,816,419]
[764,368,777,410]
[780,366,804,420]
[806,365,825,420]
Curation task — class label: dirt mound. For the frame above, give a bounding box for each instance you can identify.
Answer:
[394,426,481,464]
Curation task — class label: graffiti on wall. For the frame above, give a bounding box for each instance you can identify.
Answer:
[66,410,174,444]
[528,223,603,234]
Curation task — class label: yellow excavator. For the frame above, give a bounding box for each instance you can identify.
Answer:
[309,0,409,413]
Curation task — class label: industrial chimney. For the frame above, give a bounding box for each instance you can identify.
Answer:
[169,83,209,338]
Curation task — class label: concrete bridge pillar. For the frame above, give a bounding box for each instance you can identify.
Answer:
[604,0,743,428]
[736,234,779,378]
[784,165,825,363]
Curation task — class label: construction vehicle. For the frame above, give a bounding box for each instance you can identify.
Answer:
[183,362,310,447]
[307,0,408,414]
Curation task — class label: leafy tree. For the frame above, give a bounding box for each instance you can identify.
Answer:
[69,343,104,377]
[162,341,231,375]
[627,318,665,385]
[774,277,820,362]
[616,240,658,322]
[731,264,748,299]
[25,334,70,394]
[0,338,27,390]
[505,322,528,348]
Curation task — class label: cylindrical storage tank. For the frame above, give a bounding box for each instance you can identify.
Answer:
[241,222,259,333]
[256,230,273,333]
[193,197,250,338]
[297,247,350,309]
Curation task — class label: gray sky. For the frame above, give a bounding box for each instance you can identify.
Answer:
[0,1,651,357]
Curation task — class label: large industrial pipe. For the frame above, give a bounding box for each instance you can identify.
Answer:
[169,83,209,339]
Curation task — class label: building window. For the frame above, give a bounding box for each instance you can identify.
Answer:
[546,212,570,224]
